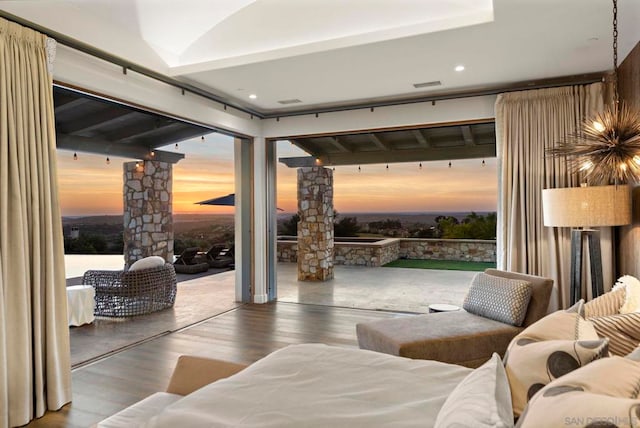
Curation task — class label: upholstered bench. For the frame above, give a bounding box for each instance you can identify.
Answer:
[356,269,553,368]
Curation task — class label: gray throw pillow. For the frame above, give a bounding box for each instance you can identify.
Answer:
[463,272,533,326]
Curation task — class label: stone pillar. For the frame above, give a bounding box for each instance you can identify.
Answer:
[297,167,334,281]
[123,161,173,266]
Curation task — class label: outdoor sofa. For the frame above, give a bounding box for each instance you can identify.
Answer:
[83,259,177,317]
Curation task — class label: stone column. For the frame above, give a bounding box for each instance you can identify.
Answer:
[123,161,173,266]
[297,167,334,281]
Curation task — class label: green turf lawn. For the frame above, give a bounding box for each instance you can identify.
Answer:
[383,259,496,271]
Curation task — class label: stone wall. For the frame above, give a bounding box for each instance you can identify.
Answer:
[123,161,173,266]
[399,239,496,262]
[277,238,496,265]
[334,239,399,267]
[297,167,334,281]
[277,239,298,263]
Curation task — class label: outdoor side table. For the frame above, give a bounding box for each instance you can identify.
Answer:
[67,285,96,326]
[428,303,460,313]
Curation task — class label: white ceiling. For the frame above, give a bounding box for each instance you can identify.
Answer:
[1,0,639,115]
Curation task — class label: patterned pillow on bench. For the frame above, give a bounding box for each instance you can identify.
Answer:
[463,272,533,327]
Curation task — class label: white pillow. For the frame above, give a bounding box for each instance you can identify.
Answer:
[435,353,514,428]
[612,275,640,313]
[129,256,166,271]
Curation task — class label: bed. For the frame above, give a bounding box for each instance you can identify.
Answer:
[148,344,469,427]
[98,298,640,428]
[99,344,472,427]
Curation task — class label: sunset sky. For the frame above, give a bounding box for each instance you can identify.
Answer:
[56,133,497,217]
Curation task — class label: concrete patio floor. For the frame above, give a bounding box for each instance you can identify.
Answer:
[69,268,239,367]
[276,263,475,313]
[68,262,476,367]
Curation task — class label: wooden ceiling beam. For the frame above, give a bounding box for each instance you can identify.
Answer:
[54,98,91,115]
[461,125,475,146]
[108,121,181,142]
[411,130,431,147]
[288,138,320,157]
[278,156,317,168]
[279,144,495,167]
[56,134,185,163]
[327,136,350,153]
[323,144,494,166]
[368,133,391,151]
[59,110,140,135]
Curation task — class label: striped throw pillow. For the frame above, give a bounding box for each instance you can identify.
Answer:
[584,287,625,318]
[589,312,640,356]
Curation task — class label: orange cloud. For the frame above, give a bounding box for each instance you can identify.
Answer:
[57,151,125,216]
[276,158,497,213]
[57,140,497,217]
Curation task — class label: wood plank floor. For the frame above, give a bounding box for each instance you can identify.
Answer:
[26,302,405,428]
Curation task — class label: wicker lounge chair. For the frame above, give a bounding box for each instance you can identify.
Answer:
[210,244,235,269]
[202,244,226,267]
[173,247,209,274]
[174,247,200,265]
[83,263,177,317]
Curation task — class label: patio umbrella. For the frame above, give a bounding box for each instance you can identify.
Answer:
[195,193,236,206]
[195,193,284,211]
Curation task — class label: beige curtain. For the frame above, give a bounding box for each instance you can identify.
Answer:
[0,18,71,427]
[496,83,606,311]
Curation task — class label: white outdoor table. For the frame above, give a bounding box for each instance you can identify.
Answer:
[67,285,96,326]
[428,303,461,313]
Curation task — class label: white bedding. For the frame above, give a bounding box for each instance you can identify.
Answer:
[144,344,471,427]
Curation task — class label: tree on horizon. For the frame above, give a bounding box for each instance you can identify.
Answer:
[438,212,496,240]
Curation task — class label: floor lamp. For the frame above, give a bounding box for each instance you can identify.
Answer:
[542,185,631,305]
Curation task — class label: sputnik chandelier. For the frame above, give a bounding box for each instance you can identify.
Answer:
[548,0,640,185]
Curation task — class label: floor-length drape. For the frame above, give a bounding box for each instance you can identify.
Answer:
[0,18,71,427]
[496,83,606,311]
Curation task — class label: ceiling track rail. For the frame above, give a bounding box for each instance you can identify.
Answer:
[260,73,607,119]
[0,10,265,119]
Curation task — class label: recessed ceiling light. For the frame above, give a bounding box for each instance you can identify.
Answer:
[454,65,465,72]
[249,94,257,99]
[278,98,303,105]
[413,81,441,89]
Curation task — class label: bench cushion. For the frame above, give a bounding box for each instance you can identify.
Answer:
[356,311,522,368]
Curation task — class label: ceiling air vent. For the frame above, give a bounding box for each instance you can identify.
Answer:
[277,98,303,105]
[412,81,441,89]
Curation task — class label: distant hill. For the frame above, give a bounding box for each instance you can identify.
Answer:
[62,215,122,225]
[64,212,492,229]
[277,211,493,227]
[174,213,234,226]
[62,213,236,226]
